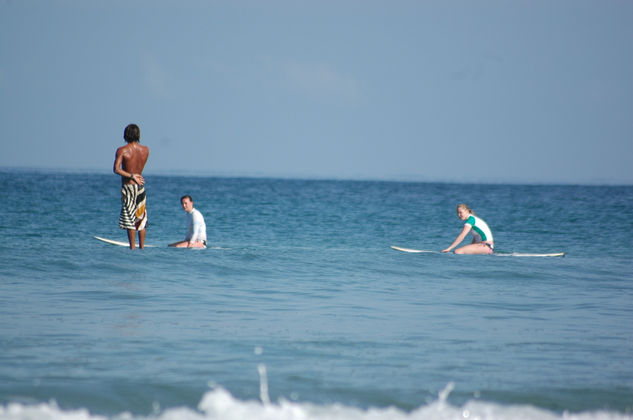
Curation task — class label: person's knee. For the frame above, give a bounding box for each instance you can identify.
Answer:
[454,248,464,254]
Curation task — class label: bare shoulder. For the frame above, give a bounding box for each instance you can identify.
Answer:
[115,144,129,156]
[138,144,149,160]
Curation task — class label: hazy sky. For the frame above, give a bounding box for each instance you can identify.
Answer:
[1,1,632,184]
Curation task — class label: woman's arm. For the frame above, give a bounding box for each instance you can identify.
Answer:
[442,224,472,253]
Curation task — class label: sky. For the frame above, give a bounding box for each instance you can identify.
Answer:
[1,0,632,185]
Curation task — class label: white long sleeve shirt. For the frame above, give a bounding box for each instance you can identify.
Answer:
[185,208,207,243]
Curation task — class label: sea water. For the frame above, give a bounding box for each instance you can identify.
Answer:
[0,169,632,420]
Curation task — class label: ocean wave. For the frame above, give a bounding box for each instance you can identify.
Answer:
[1,384,631,420]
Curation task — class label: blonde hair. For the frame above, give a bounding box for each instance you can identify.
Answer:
[457,203,476,216]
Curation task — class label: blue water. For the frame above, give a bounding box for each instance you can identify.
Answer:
[1,169,632,420]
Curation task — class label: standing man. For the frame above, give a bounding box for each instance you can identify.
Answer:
[168,195,207,248]
[113,123,150,249]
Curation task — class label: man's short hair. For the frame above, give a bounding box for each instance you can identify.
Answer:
[124,124,140,143]
[181,195,193,203]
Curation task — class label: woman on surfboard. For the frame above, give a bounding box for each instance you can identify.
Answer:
[442,204,494,255]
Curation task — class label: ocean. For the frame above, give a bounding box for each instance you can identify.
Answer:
[1,169,632,420]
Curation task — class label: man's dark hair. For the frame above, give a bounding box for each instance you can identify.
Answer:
[124,124,141,143]
[181,195,193,203]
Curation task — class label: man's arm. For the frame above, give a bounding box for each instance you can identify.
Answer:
[184,214,194,244]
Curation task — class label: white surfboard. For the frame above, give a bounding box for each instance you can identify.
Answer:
[94,236,156,247]
[390,246,440,254]
[391,245,564,257]
[496,252,565,257]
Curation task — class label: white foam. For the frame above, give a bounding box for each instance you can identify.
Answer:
[2,386,631,420]
[0,400,107,420]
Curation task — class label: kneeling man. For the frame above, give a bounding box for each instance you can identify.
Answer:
[169,195,207,248]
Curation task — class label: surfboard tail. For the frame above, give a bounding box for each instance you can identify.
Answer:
[500,252,565,257]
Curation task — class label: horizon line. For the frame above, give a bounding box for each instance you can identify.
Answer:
[1,165,631,188]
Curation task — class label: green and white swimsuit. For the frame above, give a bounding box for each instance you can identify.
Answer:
[465,214,494,248]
